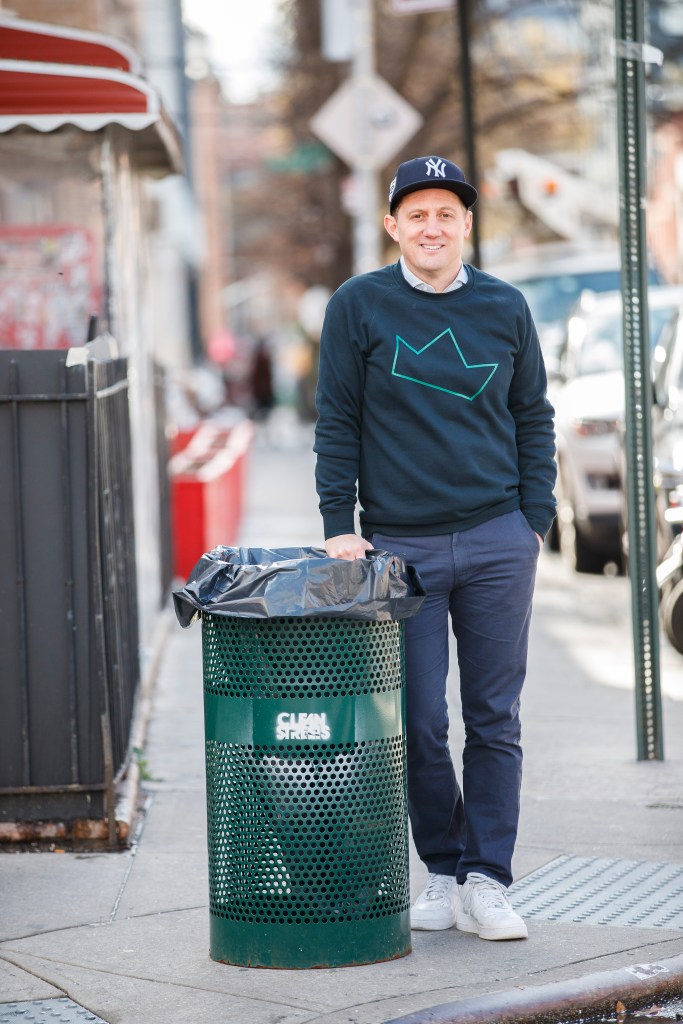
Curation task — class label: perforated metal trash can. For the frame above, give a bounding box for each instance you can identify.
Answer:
[201,612,411,969]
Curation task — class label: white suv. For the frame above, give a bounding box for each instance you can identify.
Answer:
[553,286,683,572]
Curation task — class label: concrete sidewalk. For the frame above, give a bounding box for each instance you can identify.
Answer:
[2,411,683,1024]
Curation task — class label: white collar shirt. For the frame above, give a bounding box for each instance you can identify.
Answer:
[400,256,468,293]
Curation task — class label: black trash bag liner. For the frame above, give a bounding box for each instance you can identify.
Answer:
[173,545,426,626]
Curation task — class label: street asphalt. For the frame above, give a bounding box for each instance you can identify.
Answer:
[2,408,683,1024]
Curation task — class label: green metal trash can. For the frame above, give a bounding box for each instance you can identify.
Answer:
[173,546,425,969]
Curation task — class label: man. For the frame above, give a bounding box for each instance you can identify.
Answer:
[314,155,556,941]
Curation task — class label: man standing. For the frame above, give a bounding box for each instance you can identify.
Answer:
[314,156,556,941]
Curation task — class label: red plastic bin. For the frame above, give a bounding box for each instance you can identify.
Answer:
[170,420,254,579]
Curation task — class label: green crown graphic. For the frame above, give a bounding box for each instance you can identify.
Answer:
[391,328,497,400]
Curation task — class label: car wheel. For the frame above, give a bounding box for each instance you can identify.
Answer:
[661,576,683,655]
[556,466,606,573]
[558,507,605,573]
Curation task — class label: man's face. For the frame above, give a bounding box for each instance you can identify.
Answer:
[384,188,472,290]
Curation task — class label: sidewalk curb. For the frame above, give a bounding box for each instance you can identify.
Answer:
[114,607,173,842]
[386,952,683,1024]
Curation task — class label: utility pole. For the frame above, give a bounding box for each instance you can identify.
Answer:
[351,0,382,274]
[615,0,664,759]
[317,0,429,274]
[455,0,482,267]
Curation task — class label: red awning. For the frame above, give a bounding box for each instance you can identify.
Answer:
[0,60,159,129]
[0,16,141,73]
[0,18,182,174]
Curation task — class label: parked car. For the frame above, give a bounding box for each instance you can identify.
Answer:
[650,303,683,652]
[488,242,660,377]
[552,286,683,573]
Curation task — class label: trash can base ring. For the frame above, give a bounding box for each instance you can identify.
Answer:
[209,912,411,969]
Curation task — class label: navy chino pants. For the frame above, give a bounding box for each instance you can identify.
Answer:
[372,509,540,888]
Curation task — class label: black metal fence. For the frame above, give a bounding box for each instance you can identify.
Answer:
[0,350,140,835]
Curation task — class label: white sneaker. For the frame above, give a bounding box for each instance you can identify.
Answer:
[410,873,459,930]
[457,873,528,941]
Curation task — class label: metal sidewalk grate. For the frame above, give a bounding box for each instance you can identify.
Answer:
[0,999,107,1023]
[509,855,683,929]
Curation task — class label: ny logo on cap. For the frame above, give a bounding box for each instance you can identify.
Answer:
[425,157,446,178]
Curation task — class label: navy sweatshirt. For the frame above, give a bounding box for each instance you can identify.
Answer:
[314,262,556,541]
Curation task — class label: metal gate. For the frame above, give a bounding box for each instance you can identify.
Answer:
[0,350,139,837]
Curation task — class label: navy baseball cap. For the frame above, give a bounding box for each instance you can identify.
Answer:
[388,155,478,213]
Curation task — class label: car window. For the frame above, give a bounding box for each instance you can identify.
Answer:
[576,304,680,376]
[654,312,678,379]
[660,317,683,413]
[514,267,660,326]
[577,315,622,374]
[516,270,622,324]
[674,321,683,395]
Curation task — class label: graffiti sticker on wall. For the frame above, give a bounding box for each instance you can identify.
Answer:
[0,225,100,349]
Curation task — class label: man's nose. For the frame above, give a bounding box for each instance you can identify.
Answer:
[422,216,441,234]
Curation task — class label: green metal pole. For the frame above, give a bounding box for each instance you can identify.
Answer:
[614,0,664,759]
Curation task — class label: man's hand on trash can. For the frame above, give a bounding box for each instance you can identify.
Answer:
[326,534,374,561]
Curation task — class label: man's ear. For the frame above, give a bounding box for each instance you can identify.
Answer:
[384,214,399,242]
[464,210,473,237]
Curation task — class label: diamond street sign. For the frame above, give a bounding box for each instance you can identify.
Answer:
[310,74,423,171]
